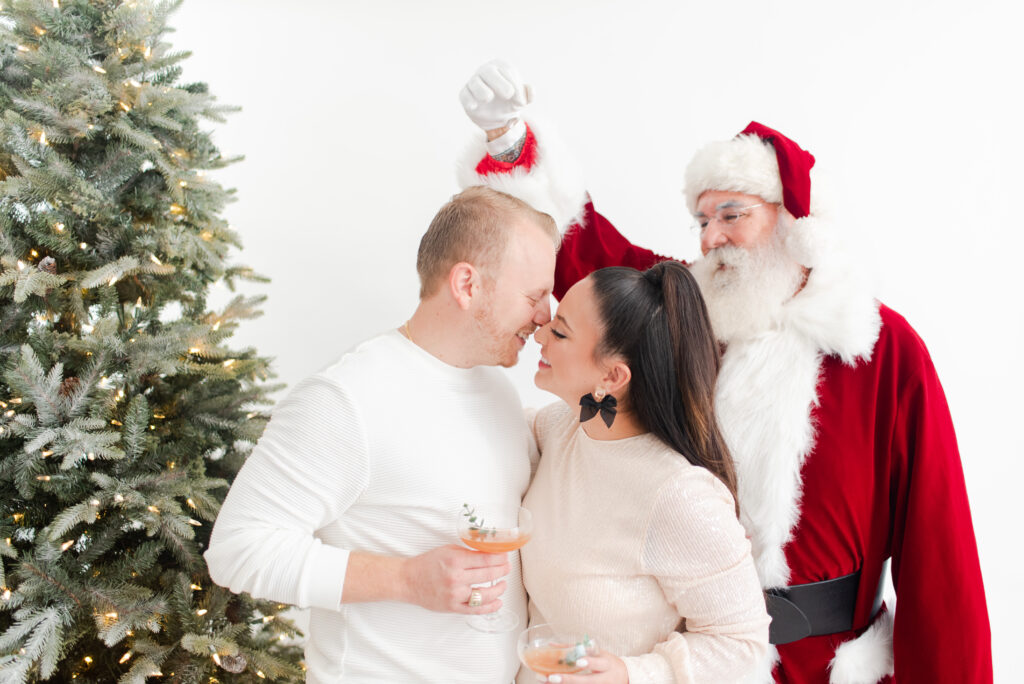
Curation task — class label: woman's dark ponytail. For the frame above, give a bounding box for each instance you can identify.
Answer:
[591,261,739,514]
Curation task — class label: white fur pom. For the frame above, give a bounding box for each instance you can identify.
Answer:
[783,215,827,269]
[828,610,895,684]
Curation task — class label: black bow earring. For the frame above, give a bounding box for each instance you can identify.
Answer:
[579,391,617,428]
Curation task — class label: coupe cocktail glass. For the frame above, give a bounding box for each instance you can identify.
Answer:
[518,623,599,677]
[457,503,532,633]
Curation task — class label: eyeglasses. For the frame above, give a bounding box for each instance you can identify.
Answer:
[693,203,768,234]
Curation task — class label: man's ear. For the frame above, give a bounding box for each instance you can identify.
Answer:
[601,360,632,398]
[448,262,479,310]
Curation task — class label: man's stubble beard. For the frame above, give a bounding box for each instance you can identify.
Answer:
[471,294,521,369]
[690,232,805,345]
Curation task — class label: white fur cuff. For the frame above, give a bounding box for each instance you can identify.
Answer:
[456,117,587,233]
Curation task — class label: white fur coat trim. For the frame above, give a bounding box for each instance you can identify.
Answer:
[741,644,780,684]
[717,236,881,590]
[456,117,588,233]
[740,610,893,684]
[829,609,895,684]
[718,323,822,589]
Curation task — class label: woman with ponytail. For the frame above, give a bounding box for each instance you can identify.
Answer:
[520,261,769,684]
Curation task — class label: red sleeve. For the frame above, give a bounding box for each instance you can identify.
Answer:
[888,333,992,682]
[554,201,674,300]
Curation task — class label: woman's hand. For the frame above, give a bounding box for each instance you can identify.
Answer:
[534,650,629,684]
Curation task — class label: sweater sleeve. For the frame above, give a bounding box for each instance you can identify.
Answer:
[622,470,770,684]
[204,375,370,612]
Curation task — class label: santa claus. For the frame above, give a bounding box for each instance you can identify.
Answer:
[457,60,991,683]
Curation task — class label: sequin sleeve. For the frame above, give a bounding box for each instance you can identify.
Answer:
[622,468,770,684]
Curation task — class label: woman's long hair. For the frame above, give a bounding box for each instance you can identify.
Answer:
[590,261,739,514]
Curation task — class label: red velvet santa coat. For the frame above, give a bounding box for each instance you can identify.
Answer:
[458,122,991,683]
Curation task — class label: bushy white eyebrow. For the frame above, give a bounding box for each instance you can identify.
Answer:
[696,199,746,216]
[715,200,746,211]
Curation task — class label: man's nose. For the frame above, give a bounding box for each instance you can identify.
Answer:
[701,221,729,254]
[534,297,552,325]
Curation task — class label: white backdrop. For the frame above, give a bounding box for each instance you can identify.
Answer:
[172,0,1022,678]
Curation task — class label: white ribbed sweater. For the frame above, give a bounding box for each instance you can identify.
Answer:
[519,403,770,684]
[205,330,532,684]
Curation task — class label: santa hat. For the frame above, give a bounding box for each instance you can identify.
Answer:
[684,122,825,266]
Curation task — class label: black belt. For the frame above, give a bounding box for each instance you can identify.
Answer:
[765,560,888,645]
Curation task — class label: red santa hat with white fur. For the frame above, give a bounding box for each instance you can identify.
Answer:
[684,122,828,267]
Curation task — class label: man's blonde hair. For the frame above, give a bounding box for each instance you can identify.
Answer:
[416,186,558,298]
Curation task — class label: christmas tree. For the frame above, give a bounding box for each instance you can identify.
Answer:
[0,1,304,681]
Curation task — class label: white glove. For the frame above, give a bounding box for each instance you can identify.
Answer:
[460,59,532,131]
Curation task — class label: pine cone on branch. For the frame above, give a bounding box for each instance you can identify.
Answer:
[37,256,57,274]
[59,377,80,397]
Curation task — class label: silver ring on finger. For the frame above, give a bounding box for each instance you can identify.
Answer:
[468,589,483,607]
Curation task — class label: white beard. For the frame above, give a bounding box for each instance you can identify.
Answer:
[690,238,804,345]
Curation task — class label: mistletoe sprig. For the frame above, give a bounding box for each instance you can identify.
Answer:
[558,635,596,668]
[461,503,497,537]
